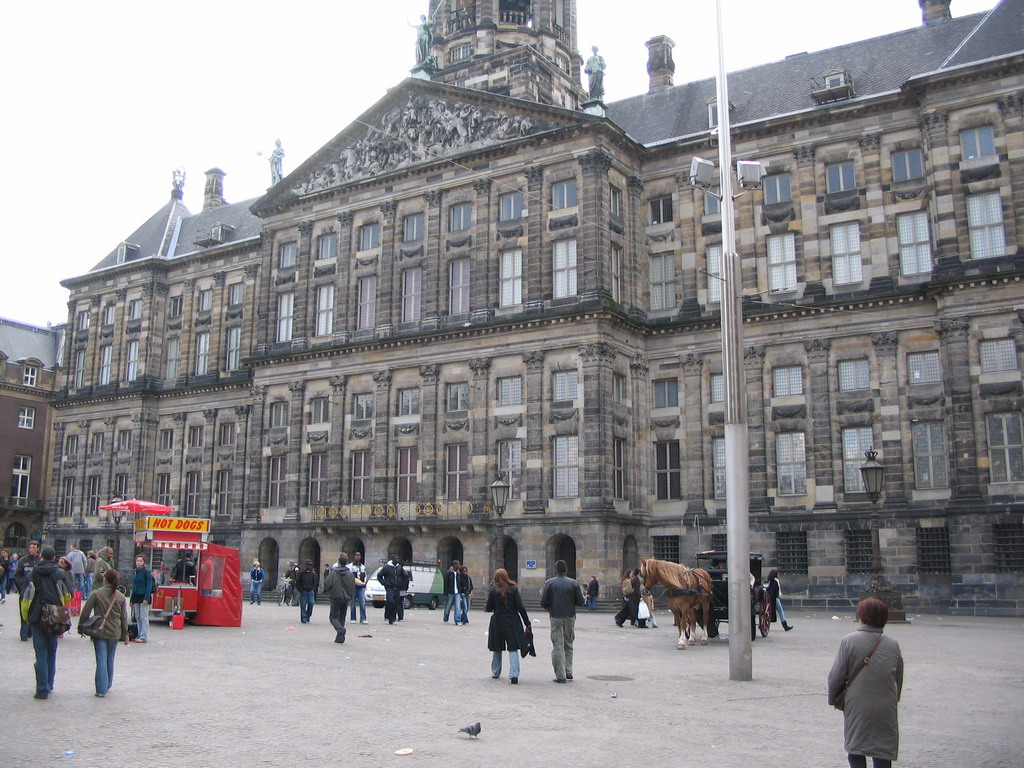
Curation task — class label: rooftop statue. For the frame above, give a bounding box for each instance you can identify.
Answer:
[584,46,606,101]
[269,139,285,185]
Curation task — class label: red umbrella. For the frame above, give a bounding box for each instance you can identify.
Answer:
[98,499,175,515]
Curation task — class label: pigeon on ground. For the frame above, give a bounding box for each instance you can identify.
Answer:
[459,722,482,738]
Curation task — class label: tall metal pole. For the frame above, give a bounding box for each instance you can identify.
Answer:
[715,0,752,681]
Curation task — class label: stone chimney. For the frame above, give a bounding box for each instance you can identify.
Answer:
[203,168,227,211]
[919,0,952,25]
[646,36,676,92]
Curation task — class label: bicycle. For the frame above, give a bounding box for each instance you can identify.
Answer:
[277,577,295,606]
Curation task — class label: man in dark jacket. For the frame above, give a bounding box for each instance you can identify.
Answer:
[539,559,585,684]
[442,560,462,625]
[324,554,356,643]
[586,576,599,611]
[377,555,404,625]
[27,546,66,698]
[14,540,41,641]
[296,560,319,623]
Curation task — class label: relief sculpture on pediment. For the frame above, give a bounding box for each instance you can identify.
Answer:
[293,95,549,195]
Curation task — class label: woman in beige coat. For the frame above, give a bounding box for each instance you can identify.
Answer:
[827,598,904,768]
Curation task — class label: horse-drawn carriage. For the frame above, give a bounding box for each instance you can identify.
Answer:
[694,550,771,641]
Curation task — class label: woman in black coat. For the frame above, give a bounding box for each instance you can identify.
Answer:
[485,568,532,684]
[614,569,642,627]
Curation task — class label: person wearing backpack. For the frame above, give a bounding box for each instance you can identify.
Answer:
[26,546,67,699]
[15,540,41,641]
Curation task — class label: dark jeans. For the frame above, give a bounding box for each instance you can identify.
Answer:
[329,599,350,640]
[32,627,59,693]
[848,755,892,768]
[299,589,316,622]
[384,587,401,623]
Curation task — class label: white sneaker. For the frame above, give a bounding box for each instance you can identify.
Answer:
[360,620,368,624]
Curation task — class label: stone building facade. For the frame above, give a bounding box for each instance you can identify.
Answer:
[48,0,1024,614]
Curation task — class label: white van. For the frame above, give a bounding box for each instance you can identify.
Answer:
[365,561,445,610]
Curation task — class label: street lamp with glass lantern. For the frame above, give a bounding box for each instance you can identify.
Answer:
[106,496,125,571]
[489,473,510,519]
[858,449,905,620]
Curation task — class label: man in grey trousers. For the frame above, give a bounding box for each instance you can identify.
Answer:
[324,553,356,644]
[539,559,585,684]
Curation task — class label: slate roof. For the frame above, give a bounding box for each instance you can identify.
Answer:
[606,1,1018,146]
[0,318,61,368]
[88,194,263,273]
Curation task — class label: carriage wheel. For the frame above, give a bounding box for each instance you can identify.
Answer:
[760,594,771,637]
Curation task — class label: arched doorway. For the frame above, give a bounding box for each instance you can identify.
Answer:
[298,537,321,573]
[343,537,365,563]
[4,522,27,549]
[258,537,280,588]
[387,536,413,564]
[621,535,639,574]
[436,536,464,569]
[546,533,578,578]
[489,534,519,583]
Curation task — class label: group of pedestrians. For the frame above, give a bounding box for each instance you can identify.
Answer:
[442,560,474,625]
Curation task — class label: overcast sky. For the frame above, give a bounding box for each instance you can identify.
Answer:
[0,0,997,329]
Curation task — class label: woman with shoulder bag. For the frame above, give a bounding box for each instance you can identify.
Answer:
[78,568,130,697]
[827,598,904,768]
[485,568,532,684]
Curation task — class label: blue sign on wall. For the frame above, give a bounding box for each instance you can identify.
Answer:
[525,560,537,569]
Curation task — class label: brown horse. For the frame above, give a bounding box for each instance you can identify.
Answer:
[640,558,713,650]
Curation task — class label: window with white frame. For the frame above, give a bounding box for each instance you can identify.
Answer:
[553,371,578,400]
[117,429,132,452]
[128,299,142,320]
[267,456,286,506]
[159,428,174,451]
[156,473,172,507]
[980,339,1017,373]
[218,422,236,446]
[498,439,522,499]
[18,406,35,429]
[908,351,941,384]
[988,412,1023,483]
[12,455,30,498]
[185,471,201,516]
[401,268,422,323]
[763,173,792,204]
[88,474,103,511]
[403,213,424,242]
[497,376,523,406]
[960,125,995,160]
[168,295,183,318]
[649,253,676,310]
[838,359,870,391]
[897,211,931,275]
[225,326,242,371]
[316,285,334,336]
[655,441,681,500]
[553,239,577,298]
[165,338,179,380]
[102,305,116,325]
[228,283,244,306]
[277,293,295,343]
[357,276,377,329]
[912,422,948,489]
[613,438,626,499]
[279,242,298,268]
[307,454,327,505]
[553,435,579,497]
[351,451,373,503]
[613,373,627,404]
[197,289,213,312]
[125,340,139,381]
[842,427,874,492]
[62,477,75,515]
[610,186,622,217]
[653,378,678,408]
[892,149,924,182]
[65,434,79,456]
[499,191,523,221]
[318,233,338,260]
[713,437,727,498]
[309,397,330,424]
[707,245,722,303]
[501,249,523,307]
[446,382,470,412]
[195,332,210,375]
[449,202,472,231]
[358,223,381,251]
[397,447,418,502]
[73,349,86,389]
[773,366,803,396]
[711,373,725,403]
[188,425,204,448]
[91,433,104,453]
[268,400,289,428]
[214,468,232,516]
[447,258,471,315]
[831,222,862,285]
[776,432,807,495]
[99,345,113,385]
[398,388,420,416]
[609,243,623,303]
[967,192,1005,259]
[446,443,469,500]
[77,309,90,330]
[648,196,673,225]
[353,393,374,420]
[826,161,856,193]
[767,233,797,291]
[552,180,577,209]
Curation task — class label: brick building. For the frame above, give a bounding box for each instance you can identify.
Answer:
[48,0,1024,613]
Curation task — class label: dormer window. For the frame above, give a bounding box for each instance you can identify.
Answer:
[708,100,718,129]
[195,223,234,248]
[812,68,854,104]
[116,242,139,264]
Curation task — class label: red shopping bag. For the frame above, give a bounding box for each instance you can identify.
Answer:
[69,590,83,617]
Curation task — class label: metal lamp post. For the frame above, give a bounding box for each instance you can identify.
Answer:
[489,473,510,519]
[858,450,906,620]
[107,496,124,571]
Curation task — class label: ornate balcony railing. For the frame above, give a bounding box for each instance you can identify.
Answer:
[313,500,493,523]
[0,496,44,511]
